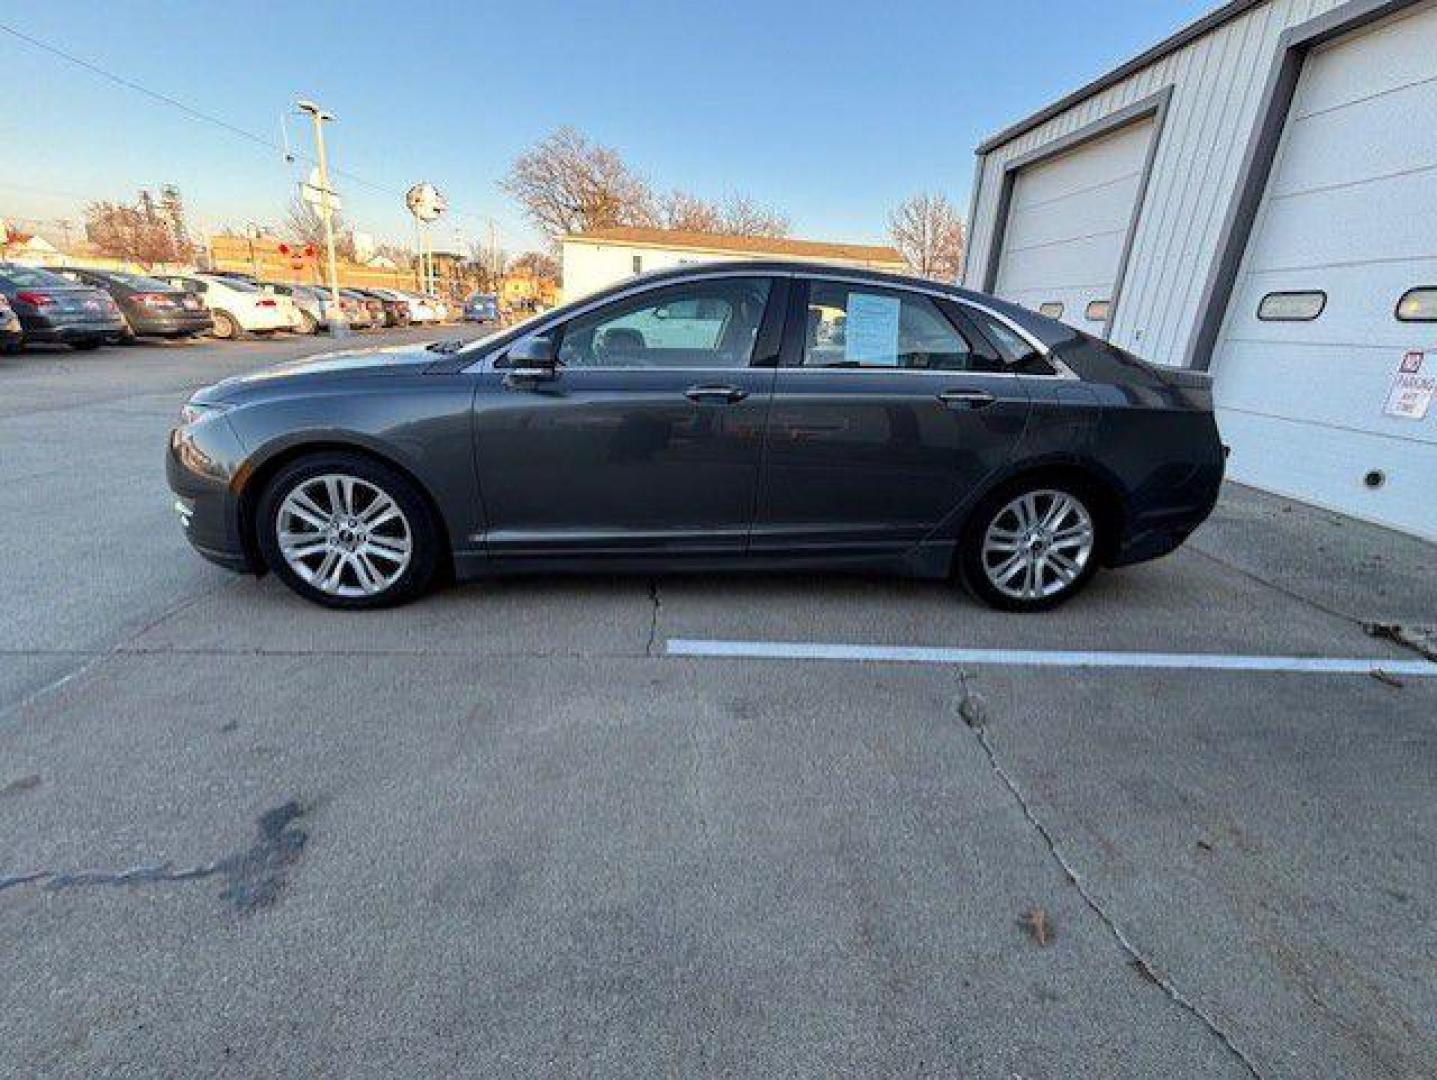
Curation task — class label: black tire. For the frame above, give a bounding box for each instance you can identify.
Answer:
[71,338,103,351]
[958,477,1104,612]
[256,452,442,610]
[210,310,240,340]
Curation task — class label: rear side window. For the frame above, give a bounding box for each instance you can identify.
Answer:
[961,306,1057,377]
[802,282,972,371]
[1038,302,1065,319]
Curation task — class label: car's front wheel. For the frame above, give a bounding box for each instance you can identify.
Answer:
[960,481,1102,612]
[256,453,441,609]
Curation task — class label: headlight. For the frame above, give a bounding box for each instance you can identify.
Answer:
[178,400,232,425]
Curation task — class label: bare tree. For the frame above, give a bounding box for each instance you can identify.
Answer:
[509,251,560,283]
[658,191,789,237]
[502,127,791,245]
[888,192,966,281]
[501,127,654,245]
[84,194,184,268]
[658,190,722,233]
[714,193,789,238]
[466,238,509,293]
[285,195,355,261]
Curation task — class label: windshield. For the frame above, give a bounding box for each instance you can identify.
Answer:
[211,277,258,292]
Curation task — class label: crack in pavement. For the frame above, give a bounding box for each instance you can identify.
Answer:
[0,800,310,914]
[0,575,248,726]
[956,671,1264,1080]
[644,579,662,657]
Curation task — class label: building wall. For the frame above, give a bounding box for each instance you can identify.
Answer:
[562,240,907,302]
[963,0,1347,368]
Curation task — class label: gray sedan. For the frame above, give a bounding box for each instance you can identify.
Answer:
[168,261,1224,611]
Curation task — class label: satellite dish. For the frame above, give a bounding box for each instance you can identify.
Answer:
[406,182,447,223]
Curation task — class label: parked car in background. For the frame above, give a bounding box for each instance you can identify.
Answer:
[366,287,426,324]
[262,282,340,334]
[341,289,385,329]
[0,263,126,350]
[168,261,1224,611]
[0,294,22,353]
[463,293,500,324]
[389,290,440,324]
[157,273,290,340]
[45,267,213,341]
[352,288,409,327]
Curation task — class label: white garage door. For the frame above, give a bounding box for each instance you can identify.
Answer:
[1212,3,1437,539]
[993,117,1156,333]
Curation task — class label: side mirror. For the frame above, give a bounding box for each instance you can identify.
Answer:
[507,334,559,378]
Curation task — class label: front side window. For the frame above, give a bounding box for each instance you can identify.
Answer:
[557,277,772,370]
[802,281,971,371]
[1038,301,1065,319]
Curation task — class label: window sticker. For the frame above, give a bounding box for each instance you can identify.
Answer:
[845,292,901,367]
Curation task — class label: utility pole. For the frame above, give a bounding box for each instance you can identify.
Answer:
[297,99,344,334]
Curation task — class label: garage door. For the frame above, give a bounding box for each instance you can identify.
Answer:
[992,117,1156,333]
[1211,3,1437,539]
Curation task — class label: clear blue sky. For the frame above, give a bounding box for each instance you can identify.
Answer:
[0,0,1213,254]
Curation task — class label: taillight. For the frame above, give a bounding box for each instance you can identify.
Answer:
[16,291,55,308]
[134,292,178,308]
[256,298,276,308]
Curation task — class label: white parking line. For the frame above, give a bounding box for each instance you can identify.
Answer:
[665,639,1437,677]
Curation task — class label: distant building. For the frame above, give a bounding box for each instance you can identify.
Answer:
[963,0,1436,539]
[561,226,906,301]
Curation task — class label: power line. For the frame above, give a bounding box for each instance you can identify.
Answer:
[0,21,531,249]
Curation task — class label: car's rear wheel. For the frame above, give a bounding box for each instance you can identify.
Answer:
[256,453,440,609]
[210,310,239,340]
[960,481,1102,612]
[71,338,103,351]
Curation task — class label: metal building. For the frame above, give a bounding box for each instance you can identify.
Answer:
[964,0,1436,538]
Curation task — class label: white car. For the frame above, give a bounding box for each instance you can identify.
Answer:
[385,289,440,324]
[160,274,295,340]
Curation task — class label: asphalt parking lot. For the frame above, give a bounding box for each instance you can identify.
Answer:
[2,331,1435,1079]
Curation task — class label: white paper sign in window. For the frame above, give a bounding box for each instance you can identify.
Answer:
[845,292,901,367]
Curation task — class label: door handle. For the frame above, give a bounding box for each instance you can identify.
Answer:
[937,388,996,410]
[685,384,749,405]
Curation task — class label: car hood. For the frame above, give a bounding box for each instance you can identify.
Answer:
[196,342,447,401]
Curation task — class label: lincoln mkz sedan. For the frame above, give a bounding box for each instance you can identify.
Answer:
[167,262,1224,612]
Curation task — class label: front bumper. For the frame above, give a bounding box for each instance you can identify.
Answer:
[166,413,257,573]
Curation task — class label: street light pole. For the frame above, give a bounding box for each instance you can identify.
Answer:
[297,99,344,333]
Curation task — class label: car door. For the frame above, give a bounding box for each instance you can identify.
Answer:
[471,274,786,563]
[754,277,1032,563]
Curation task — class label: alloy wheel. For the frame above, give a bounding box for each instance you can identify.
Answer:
[275,473,413,598]
[980,489,1095,602]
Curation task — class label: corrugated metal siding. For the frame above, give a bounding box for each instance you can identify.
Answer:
[964,0,1344,367]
